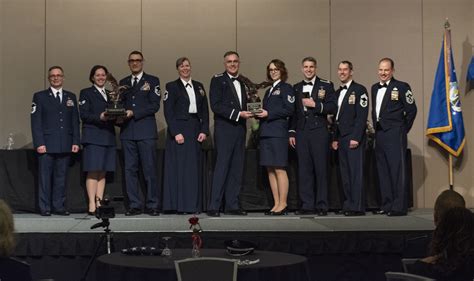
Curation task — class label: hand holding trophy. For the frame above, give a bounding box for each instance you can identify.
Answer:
[104,73,128,121]
[237,75,272,117]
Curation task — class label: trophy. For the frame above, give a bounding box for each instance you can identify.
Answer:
[104,73,128,118]
[237,75,272,115]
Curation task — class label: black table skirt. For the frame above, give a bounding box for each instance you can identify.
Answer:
[0,148,413,213]
[97,249,310,281]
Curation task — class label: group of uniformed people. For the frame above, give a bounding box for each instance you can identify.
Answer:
[30,50,417,217]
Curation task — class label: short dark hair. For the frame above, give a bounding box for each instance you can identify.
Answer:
[379,57,394,69]
[434,189,466,225]
[48,65,64,74]
[224,51,239,58]
[128,50,144,59]
[175,57,190,69]
[339,60,353,70]
[88,65,109,84]
[301,57,317,66]
[266,59,288,82]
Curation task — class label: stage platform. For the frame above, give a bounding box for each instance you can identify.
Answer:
[12,209,437,281]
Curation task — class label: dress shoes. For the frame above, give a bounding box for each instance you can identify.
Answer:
[372,210,387,215]
[387,211,407,217]
[53,210,70,216]
[271,208,288,216]
[225,209,248,216]
[344,211,365,216]
[264,210,274,216]
[207,210,220,217]
[334,210,345,215]
[87,211,95,216]
[146,209,160,216]
[294,209,316,215]
[316,210,328,216]
[125,208,142,216]
[40,211,51,216]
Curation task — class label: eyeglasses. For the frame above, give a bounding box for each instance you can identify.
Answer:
[225,60,239,64]
[269,68,280,72]
[49,74,64,78]
[128,59,143,63]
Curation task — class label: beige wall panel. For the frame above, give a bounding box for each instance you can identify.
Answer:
[142,0,237,147]
[45,0,142,98]
[1,0,45,148]
[331,0,425,207]
[422,0,474,207]
[237,0,331,85]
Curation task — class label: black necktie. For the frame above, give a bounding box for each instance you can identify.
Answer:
[303,81,313,86]
[378,83,387,89]
[185,83,192,88]
[132,77,138,87]
[339,85,347,91]
[55,93,61,104]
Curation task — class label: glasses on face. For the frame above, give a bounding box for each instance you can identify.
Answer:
[128,59,143,64]
[269,68,280,72]
[49,74,64,79]
[225,60,239,64]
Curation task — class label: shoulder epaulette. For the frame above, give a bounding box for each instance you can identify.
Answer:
[214,73,224,78]
[319,78,331,84]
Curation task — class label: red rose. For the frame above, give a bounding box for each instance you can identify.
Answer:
[189,216,199,225]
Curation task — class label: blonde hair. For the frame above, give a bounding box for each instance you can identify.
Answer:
[0,199,15,257]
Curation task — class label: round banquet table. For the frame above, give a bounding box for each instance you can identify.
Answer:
[96,248,310,281]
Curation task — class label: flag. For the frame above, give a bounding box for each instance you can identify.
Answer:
[467,56,474,81]
[426,22,465,157]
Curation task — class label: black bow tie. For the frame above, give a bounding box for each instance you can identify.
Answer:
[378,83,388,89]
[185,83,192,88]
[303,81,313,86]
[230,77,238,82]
[339,85,347,90]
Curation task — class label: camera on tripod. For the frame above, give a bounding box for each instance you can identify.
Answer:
[95,198,115,220]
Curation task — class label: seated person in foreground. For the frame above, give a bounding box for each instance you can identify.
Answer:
[0,199,33,281]
[408,207,474,281]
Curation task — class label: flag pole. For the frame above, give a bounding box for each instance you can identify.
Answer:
[449,154,453,190]
[445,19,454,191]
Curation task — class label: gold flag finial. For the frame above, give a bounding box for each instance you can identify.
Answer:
[444,18,450,29]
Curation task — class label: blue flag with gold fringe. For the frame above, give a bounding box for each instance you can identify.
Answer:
[426,23,465,157]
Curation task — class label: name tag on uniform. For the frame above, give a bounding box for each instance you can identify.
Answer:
[391,88,399,101]
[348,93,356,104]
[318,88,326,99]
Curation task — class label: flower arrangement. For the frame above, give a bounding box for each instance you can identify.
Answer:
[189,216,202,257]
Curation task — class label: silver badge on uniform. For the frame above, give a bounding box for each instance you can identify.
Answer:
[288,95,295,103]
[348,93,356,104]
[199,87,205,96]
[31,102,36,114]
[360,93,368,108]
[391,87,399,101]
[318,88,326,99]
[66,99,74,107]
[163,90,169,101]
[79,100,86,106]
[272,89,281,96]
[405,90,414,104]
[155,85,161,96]
[141,81,151,91]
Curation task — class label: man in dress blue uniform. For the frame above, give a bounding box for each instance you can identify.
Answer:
[289,57,337,216]
[207,51,253,217]
[119,51,161,216]
[331,61,368,216]
[371,58,417,216]
[31,66,80,216]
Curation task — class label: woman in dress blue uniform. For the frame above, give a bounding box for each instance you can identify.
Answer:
[163,57,209,214]
[255,59,295,215]
[79,65,116,215]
